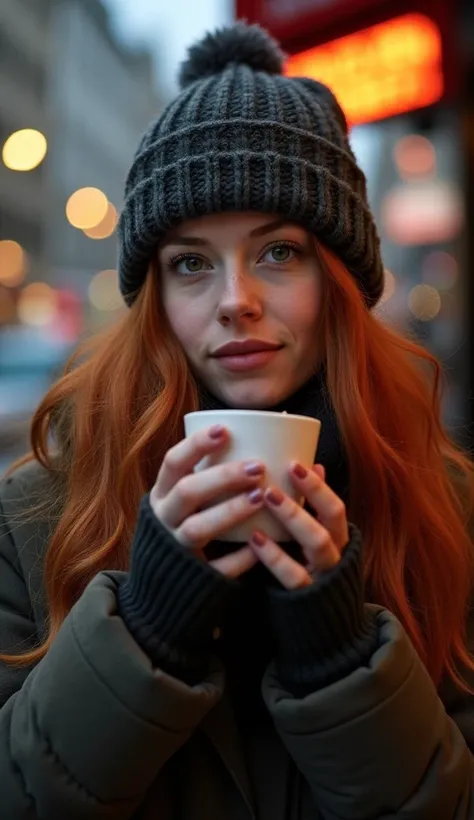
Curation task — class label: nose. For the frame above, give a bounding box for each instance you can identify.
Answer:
[216,267,263,326]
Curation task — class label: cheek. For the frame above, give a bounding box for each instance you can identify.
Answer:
[164,293,206,355]
[280,279,322,337]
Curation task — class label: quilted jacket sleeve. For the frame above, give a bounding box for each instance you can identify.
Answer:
[263,604,474,819]
[0,487,224,820]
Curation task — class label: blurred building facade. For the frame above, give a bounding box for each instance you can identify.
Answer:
[0,0,52,279]
[45,0,160,298]
[0,0,160,301]
[0,0,161,469]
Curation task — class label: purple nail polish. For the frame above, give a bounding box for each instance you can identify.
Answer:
[209,424,225,439]
[266,488,284,506]
[292,462,308,479]
[252,530,266,547]
[248,488,263,504]
[244,461,264,476]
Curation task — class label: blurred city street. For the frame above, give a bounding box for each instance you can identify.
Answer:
[1,0,474,472]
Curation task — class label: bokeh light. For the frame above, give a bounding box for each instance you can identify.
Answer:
[382,182,463,245]
[0,240,28,287]
[17,283,58,327]
[66,187,108,230]
[88,270,123,311]
[0,289,16,324]
[393,134,436,180]
[380,268,396,304]
[2,129,48,171]
[408,284,441,321]
[83,202,118,239]
[285,14,443,126]
[421,251,458,291]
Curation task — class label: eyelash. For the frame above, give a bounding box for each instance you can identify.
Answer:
[257,239,303,263]
[165,252,210,275]
[165,239,304,277]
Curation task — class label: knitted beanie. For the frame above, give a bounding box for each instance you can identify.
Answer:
[118,22,384,308]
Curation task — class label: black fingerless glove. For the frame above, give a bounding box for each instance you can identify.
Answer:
[117,494,238,684]
[266,525,378,696]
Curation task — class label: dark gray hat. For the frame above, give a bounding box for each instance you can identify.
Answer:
[118,22,384,308]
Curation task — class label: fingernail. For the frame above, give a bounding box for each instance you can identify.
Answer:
[209,424,225,439]
[244,461,264,476]
[266,487,284,506]
[252,530,266,547]
[292,462,308,479]
[248,488,264,504]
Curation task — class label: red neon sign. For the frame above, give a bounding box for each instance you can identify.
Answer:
[285,14,443,126]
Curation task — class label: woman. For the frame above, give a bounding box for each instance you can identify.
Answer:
[1,21,474,820]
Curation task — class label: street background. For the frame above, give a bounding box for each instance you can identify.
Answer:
[1,0,473,473]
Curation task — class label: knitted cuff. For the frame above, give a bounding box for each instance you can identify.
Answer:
[267,525,378,696]
[117,495,237,682]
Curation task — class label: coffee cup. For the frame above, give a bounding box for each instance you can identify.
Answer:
[184,409,321,542]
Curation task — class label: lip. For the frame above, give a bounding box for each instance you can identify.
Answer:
[211,339,283,357]
[212,348,282,372]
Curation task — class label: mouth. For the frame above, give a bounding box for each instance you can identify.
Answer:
[211,345,284,373]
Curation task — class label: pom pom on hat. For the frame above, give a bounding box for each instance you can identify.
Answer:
[178,21,285,89]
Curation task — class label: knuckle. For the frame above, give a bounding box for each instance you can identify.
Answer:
[285,500,299,521]
[149,496,162,520]
[174,477,195,505]
[327,499,346,520]
[178,516,204,547]
[163,449,179,472]
[317,531,333,552]
[221,463,239,484]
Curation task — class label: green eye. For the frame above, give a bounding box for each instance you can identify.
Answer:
[182,257,203,273]
[270,245,291,262]
[260,243,300,265]
[172,255,210,276]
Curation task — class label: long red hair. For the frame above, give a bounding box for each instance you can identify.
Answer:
[2,246,474,689]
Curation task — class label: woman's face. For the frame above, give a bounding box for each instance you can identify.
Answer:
[159,212,323,408]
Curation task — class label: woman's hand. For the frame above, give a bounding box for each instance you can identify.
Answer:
[249,462,349,589]
[150,425,265,578]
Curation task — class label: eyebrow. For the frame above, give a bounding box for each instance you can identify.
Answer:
[160,218,293,249]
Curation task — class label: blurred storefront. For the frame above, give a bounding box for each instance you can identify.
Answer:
[0,0,161,470]
[237,0,473,448]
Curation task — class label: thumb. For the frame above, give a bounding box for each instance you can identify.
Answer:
[312,463,326,481]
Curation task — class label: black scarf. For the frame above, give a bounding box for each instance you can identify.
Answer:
[197,370,351,724]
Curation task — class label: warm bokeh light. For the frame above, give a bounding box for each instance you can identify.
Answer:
[408,284,441,321]
[393,135,436,180]
[17,282,58,327]
[88,269,123,311]
[421,251,458,291]
[380,268,396,304]
[285,14,443,126]
[0,240,28,287]
[83,202,118,239]
[382,182,464,246]
[66,187,109,230]
[0,288,16,324]
[2,129,48,171]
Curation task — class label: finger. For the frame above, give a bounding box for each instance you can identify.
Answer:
[312,463,325,481]
[152,425,229,499]
[289,463,349,550]
[174,488,264,550]
[210,546,258,579]
[263,487,340,572]
[250,531,312,590]
[154,460,265,529]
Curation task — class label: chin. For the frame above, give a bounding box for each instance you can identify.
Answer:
[217,378,292,409]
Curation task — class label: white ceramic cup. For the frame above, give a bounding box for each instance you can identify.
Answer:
[184,409,321,542]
